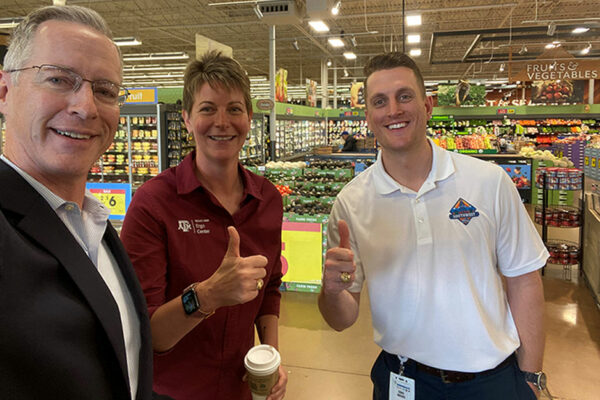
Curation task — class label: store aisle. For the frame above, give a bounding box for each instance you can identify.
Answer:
[277,268,600,400]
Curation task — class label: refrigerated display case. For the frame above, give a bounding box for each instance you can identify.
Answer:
[88,104,167,194]
[241,114,266,165]
[274,116,327,160]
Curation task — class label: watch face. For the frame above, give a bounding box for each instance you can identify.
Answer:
[182,289,199,315]
[539,372,547,389]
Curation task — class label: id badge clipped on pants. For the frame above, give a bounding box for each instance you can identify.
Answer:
[389,358,415,400]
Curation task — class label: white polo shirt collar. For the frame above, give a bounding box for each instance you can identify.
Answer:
[372,138,456,196]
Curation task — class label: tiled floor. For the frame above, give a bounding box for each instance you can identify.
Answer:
[277,265,600,399]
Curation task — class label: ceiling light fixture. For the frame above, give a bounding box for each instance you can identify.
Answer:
[292,39,300,51]
[0,17,24,29]
[343,52,356,60]
[308,20,329,32]
[406,14,422,27]
[123,64,187,73]
[547,21,556,36]
[518,45,528,55]
[581,43,592,55]
[326,59,332,67]
[350,36,357,47]
[114,37,142,46]
[499,63,505,72]
[407,34,421,44]
[409,48,422,57]
[572,27,589,34]
[328,37,345,48]
[254,4,263,19]
[331,1,341,16]
[545,43,556,49]
[123,52,190,61]
[343,67,349,77]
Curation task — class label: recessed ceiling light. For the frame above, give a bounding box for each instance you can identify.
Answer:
[572,27,589,34]
[406,15,422,26]
[328,37,345,48]
[407,34,421,44]
[309,20,329,32]
[409,48,422,57]
[343,52,357,60]
[114,37,142,46]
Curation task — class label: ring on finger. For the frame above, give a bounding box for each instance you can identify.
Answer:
[256,279,264,290]
[340,272,351,283]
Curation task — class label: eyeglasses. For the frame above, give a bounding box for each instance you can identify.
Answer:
[4,64,130,106]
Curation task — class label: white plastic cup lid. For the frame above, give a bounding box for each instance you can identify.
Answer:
[244,344,281,374]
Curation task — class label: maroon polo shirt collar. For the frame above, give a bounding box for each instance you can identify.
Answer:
[176,151,263,201]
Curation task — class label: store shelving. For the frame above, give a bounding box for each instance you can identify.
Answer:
[274,117,327,160]
[535,165,584,280]
[241,114,266,165]
[165,104,194,168]
[88,104,167,194]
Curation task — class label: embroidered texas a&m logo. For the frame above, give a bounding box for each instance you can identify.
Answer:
[449,198,480,226]
[177,218,210,234]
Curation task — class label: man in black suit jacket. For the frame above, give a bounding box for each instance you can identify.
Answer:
[0,5,166,399]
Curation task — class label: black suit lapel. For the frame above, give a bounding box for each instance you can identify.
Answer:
[104,223,153,400]
[0,160,130,389]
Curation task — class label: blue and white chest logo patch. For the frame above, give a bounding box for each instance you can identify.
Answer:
[449,198,480,225]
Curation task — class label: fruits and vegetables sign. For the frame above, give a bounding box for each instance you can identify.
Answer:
[531,80,584,104]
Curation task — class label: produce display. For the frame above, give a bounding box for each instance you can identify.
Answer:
[260,160,355,216]
[519,147,575,167]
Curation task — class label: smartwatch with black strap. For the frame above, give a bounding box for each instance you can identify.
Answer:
[181,283,215,319]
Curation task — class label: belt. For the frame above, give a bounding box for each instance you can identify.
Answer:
[411,354,515,384]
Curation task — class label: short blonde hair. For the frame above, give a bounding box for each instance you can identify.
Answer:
[182,51,252,115]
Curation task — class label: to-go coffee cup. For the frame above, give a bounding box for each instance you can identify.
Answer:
[244,344,281,400]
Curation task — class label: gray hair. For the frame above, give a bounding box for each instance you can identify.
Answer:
[4,5,121,80]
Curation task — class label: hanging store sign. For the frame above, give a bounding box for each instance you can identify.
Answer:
[123,87,158,105]
[256,98,274,111]
[350,82,365,109]
[306,78,317,107]
[511,47,600,82]
[275,68,288,102]
[86,182,132,220]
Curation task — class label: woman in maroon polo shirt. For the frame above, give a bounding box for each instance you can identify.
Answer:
[121,50,287,400]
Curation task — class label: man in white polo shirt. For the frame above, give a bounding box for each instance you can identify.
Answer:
[319,52,549,400]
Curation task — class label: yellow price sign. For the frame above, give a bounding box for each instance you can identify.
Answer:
[281,221,322,284]
[90,188,127,216]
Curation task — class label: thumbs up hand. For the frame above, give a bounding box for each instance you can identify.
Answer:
[200,226,268,311]
[322,220,356,295]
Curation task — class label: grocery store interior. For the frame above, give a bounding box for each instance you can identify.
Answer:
[1,0,600,399]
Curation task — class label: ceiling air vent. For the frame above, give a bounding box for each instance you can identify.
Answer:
[258,0,301,25]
